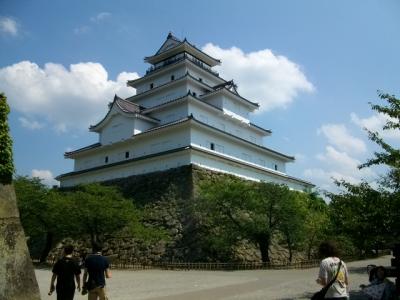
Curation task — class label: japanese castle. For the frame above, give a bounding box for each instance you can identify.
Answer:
[57,33,313,191]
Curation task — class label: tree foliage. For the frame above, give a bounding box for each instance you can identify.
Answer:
[0,93,14,184]
[327,92,400,254]
[359,92,400,190]
[302,193,330,259]
[197,177,315,262]
[62,183,164,246]
[15,178,165,261]
[14,176,63,261]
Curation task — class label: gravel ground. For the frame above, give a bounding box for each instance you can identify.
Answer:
[35,255,392,300]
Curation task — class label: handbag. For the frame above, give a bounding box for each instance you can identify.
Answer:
[311,260,343,300]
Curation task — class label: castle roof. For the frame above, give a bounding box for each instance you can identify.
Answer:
[89,95,159,132]
[127,53,225,87]
[144,33,221,67]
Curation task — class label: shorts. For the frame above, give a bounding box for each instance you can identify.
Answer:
[88,286,107,300]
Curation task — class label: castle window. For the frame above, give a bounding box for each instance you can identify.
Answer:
[150,83,154,89]
[105,156,109,163]
[171,75,175,81]
[199,77,203,82]
[210,143,215,150]
[274,164,278,171]
[192,92,197,97]
[125,151,129,159]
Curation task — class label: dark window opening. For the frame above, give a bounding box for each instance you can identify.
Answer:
[150,83,154,89]
[192,92,197,97]
[125,151,129,159]
[274,164,278,171]
[199,78,203,82]
[171,75,175,81]
[105,156,109,163]
[210,143,215,150]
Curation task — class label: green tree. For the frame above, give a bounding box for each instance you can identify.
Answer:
[303,193,330,259]
[327,181,388,255]
[0,93,14,184]
[327,92,400,253]
[16,179,165,260]
[359,92,400,191]
[62,183,163,248]
[279,191,308,262]
[198,176,307,263]
[14,176,62,261]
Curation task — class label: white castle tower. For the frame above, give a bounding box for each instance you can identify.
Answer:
[57,33,313,191]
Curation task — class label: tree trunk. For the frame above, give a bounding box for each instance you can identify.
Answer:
[307,231,316,259]
[288,244,293,263]
[0,184,41,299]
[39,231,53,263]
[256,234,270,263]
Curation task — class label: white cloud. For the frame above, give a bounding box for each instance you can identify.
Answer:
[90,12,111,23]
[18,117,44,130]
[305,144,376,192]
[0,61,139,132]
[317,124,367,154]
[0,17,18,36]
[31,169,59,186]
[202,43,314,112]
[351,112,400,141]
[74,25,90,35]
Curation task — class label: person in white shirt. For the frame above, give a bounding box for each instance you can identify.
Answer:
[316,241,349,300]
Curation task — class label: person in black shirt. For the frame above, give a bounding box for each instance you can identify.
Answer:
[49,245,81,300]
[83,242,111,300]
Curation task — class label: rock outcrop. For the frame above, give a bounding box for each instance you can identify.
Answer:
[0,184,40,300]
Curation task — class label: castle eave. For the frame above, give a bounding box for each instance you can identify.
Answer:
[145,41,220,67]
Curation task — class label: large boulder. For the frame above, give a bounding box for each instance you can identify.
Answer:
[0,184,40,300]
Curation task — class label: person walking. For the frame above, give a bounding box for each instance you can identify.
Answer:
[83,242,111,300]
[49,245,81,300]
[316,241,349,300]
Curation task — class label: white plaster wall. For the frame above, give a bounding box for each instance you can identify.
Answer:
[186,82,209,99]
[61,151,192,187]
[74,126,190,172]
[190,126,287,173]
[190,151,308,191]
[201,95,251,122]
[201,94,223,110]
[135,65,187,94]
[63,150,307,191]
[150,104,188,124]
[188,102,263,144]
[133,83,187,108]
[185,65,221,87]
[133,118,154,135]
[99,114,136,145]
[222,96,250,120]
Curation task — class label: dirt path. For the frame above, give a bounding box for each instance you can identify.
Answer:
[35,255,391,300]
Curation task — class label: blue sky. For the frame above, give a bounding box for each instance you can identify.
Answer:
[0,0,399,192]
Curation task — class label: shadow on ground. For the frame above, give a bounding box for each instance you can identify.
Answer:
[277,290,369,300]
[349,290,369,300]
